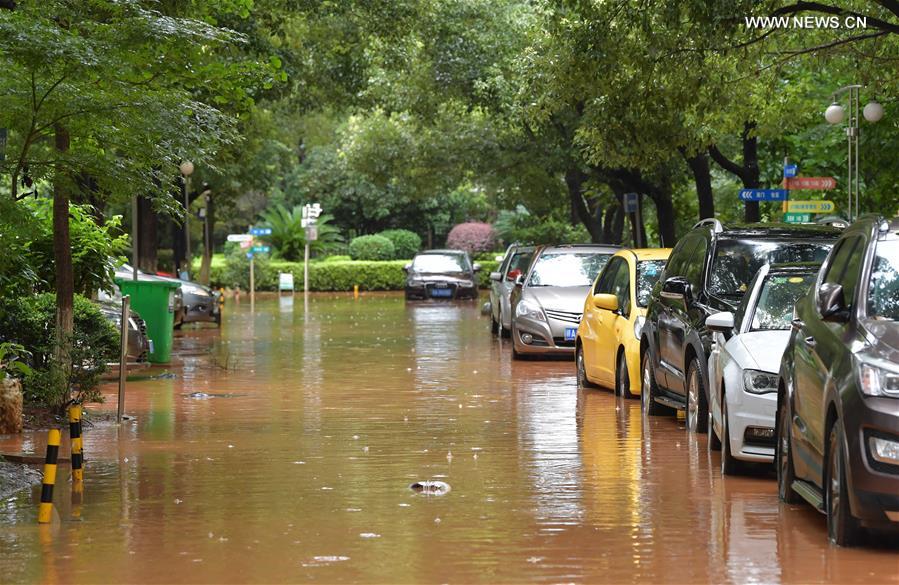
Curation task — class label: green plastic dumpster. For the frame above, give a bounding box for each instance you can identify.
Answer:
[115,277,181,364]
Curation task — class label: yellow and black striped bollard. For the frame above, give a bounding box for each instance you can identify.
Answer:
[38,429,61,524]
[69,404,83,482]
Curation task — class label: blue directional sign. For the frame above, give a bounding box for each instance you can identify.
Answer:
[249,227,272,236]
[783,164,798,178]
[251,245,271,253]
[246,251,254,259]
[738,188,789,202]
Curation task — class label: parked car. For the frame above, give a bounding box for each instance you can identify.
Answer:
[510,244,618,359]
[171,278,221,327]
[705,263,819,474]
[777,215,899,546]
[641,219,838,432]
[489,244,536,337]
[576,248,670,397]
[96,299,152,362]
[404,250,481,300]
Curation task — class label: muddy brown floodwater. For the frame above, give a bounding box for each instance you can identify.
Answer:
[1,294,897,584]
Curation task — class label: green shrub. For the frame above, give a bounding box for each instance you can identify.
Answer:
[476,260,500,288]
[377,229,421,259]
[0,294,119,407]
[320,255,352,263]
[221,244,275,290]
[349,235,395,261]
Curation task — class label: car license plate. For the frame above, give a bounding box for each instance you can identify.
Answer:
[431,288,452,298]
[564,327,577,341]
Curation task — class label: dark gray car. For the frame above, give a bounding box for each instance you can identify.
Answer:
[777,215,899,546]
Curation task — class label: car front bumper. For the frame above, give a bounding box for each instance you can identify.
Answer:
[726,387,777,463]
[183,294,220,323]
[405,283,478,300]
[843,394,899,529]
[512,314,579,355]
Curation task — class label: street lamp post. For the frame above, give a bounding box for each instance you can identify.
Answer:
[824,86,884,222]
[179,160,195,278]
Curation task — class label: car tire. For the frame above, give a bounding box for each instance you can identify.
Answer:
[826,421,863,547]
[616,352,634,399]
[686,356,709,434]
[491,315,499,335]
[776,397,801,504]
[214,312,222,326]
[577,345,596,388]
[500,325,511,339]
[642,350,674,417]
[720,399,742,475]
[708,412,722,451]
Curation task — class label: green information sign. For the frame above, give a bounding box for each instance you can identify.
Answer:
[783,212,812,224]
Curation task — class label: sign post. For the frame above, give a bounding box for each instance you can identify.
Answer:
[623,193,643,248]
[301,203,322,296]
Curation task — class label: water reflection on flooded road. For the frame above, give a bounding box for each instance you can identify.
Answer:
[1,294,897,583]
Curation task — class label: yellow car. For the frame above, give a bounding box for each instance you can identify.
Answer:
[576,248,671,397]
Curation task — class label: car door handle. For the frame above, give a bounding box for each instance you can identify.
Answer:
[791,318,804,331]
[803,336,816,348]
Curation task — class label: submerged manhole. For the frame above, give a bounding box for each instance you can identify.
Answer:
[409,480,451,495]
[184,392,244,400]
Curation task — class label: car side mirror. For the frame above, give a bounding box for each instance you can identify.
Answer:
[706,311,734,333]
[817,282,848,322]
[403,263,412,273]
[472,263,482,272]
[592,293,618,312]
[489,271,502,282]
[661,276,691,301]
[514,274,525,287]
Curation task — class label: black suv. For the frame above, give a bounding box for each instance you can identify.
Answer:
[640,219,838,432]
[777,215,899,546]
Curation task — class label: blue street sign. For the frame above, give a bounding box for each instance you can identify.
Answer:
[738,188,789,202]
[784,164,798,178]
[246,251,254,259]
[249,227,272,236]
[251,245,271,253]
[623,192,639,213]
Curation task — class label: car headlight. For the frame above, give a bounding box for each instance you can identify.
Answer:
[743,369,778,395]
[634,316,645,340]
[516,299,546,321]
[859,363,899,398]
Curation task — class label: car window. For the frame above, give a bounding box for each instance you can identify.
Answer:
[823,236,863,305]
[499,249,513,274]
[665,236,700,279]
[750,273,817,331]
[528,252,612,287]
[708,239,832,298]
[683,237,708,289]
[594,257,622,294]
[636,259,666,307]
[412,254,470,273]
[610,259,631,317]
[867,240,899,320]
[505,251,533,280]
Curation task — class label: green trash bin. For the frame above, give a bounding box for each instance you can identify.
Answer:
[115,277,181,364]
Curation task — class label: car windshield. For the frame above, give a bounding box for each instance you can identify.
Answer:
[709,239,832,297]
[528,252,612,287]
[751,273,816,331]
[636,259,667,307]
[412,254,469,273]
[867,240,899,320]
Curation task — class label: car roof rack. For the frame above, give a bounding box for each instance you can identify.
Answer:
[692,218,724,233]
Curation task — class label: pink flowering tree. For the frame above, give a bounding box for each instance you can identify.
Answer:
[446,222,496,255]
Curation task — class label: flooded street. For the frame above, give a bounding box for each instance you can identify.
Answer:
[2,294,897,584]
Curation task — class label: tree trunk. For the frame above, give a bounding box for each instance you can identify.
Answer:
[565,167,602,243]
[650,192,676,247]
[53,125,74,407]
[199,192,214,285]
[742,123,761,223]
[683,150,715,220]
[137,196,158,273]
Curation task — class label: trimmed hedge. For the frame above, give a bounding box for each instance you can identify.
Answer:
[201,255,500,292]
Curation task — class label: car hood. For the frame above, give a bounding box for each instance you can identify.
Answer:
[524,286,591,312]
[861,319,899,363]
[733,330,791,372]
[409,272,473,283]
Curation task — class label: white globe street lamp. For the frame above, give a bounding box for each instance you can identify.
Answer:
[863,101,884,123]
[179,160,195,177]
[824,103,845,125]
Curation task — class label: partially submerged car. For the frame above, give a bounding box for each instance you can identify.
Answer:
[96,299,152,363]
[706,264,819,474]
[489,244,535,337]
[510,244,618,358]
[173,279,221,327]
[404,250,480,300]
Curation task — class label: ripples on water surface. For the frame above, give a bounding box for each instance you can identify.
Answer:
[1,294,897,584]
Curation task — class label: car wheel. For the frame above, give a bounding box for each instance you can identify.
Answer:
[776,397,801,504]
[500,325,511,339]
[686,357,709,434]
[214,312,222,326]
[616,352,634,399]
[708,411,722,452]
[642,350,674,417]
[826,421,863,546]
[577,346,596,388]
[490,315,499,335]
[720,399,742,475]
